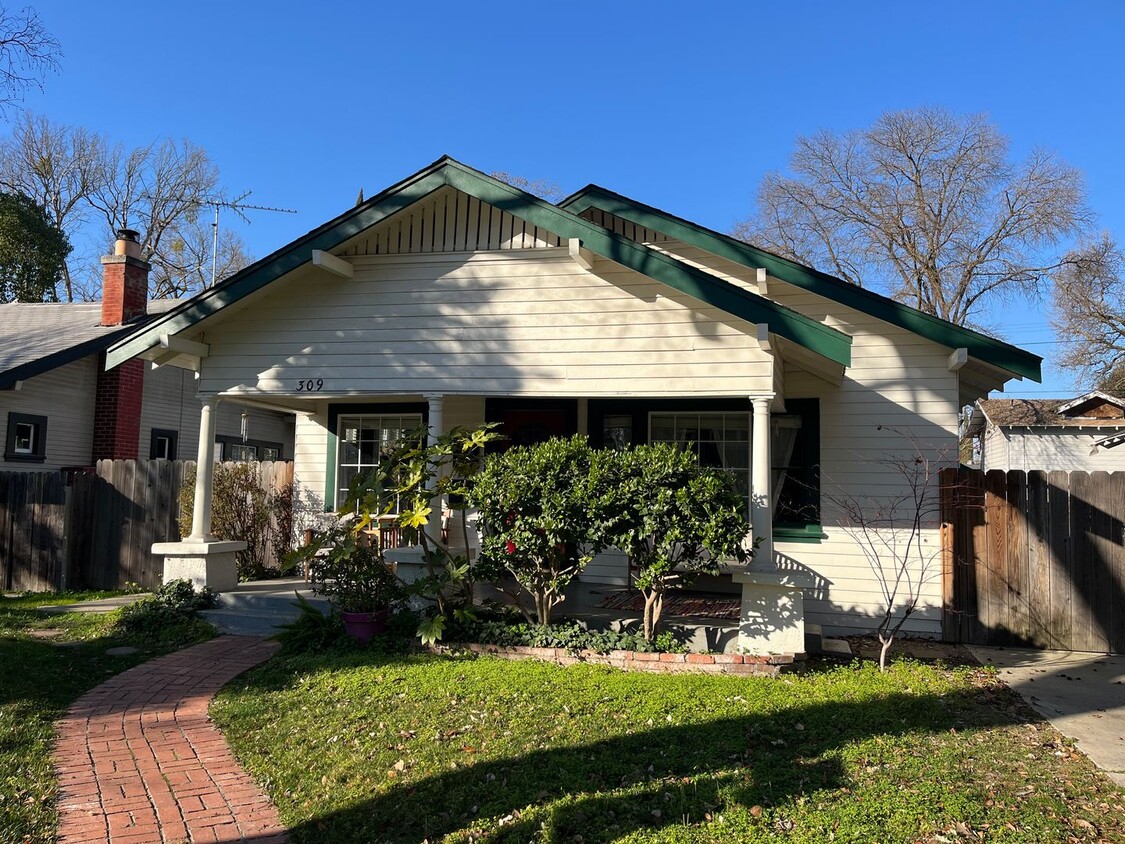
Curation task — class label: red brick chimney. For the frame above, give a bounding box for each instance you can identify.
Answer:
[93,230,150,461]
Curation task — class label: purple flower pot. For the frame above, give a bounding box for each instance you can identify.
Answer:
[341,608,390,644]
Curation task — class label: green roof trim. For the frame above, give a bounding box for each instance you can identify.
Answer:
[560,185,1042,383]
[106,157,851,370]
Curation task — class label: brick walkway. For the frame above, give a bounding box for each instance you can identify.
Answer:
[54,636,286,843]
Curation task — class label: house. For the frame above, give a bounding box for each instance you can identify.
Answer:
[104,157,1041,652]
[971,392,1125,472]
[1,230,294,471]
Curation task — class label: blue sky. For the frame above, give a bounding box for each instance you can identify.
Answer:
[27,0,1125,398]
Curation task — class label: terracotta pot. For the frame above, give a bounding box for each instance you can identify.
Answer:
[341,608,390,644]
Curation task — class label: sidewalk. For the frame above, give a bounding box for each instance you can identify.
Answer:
[971,646,1125,788]
[54,635,287,843]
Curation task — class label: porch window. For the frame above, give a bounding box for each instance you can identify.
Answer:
[335,414,422,508]
[650,412,751,512]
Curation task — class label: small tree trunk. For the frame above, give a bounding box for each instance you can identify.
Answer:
[878,632,892,672]
[642,591,656,641]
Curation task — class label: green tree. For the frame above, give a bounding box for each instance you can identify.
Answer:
[595,444,750,641]
[471,436,604,625]
[0,190,69,301]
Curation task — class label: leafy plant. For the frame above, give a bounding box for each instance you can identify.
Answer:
[594,444,752,641]
[445,616,687,654]
[303,530,405,615]
[340,423,502,641]
[179,461,294,580]
[275,593,348,654]
[114,579,217,644]
[470,436,606,626]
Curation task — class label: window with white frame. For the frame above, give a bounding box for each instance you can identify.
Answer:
[336,414,422,508]
[4,413,47,462]
[649,411,751,512]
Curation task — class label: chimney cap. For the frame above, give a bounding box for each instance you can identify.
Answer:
[117,228,140,242]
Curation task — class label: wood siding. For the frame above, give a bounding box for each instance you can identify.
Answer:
[337,185,563,257]
[980,427,1125,473]
[0,358,98,470]
[198,250,774,398]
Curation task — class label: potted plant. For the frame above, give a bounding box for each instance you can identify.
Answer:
[303,528,405,643]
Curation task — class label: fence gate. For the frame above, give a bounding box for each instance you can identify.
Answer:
[941,467,1125,653]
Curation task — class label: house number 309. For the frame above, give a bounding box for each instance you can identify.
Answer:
[296,379,324,392]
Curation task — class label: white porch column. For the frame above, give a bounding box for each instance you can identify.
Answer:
[189,396,219,541]
[750,394,774,572]
[152,394,244,592]
[424,393,444,450]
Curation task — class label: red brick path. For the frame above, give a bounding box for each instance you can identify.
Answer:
[54,636,286,843]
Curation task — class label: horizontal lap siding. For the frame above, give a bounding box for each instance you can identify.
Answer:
[0,358,97,470]
[659,241,958,637]
[198,252,772,398]
[997,430,1125,472]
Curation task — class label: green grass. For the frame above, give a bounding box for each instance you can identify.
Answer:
[0,592,216,844]
[212,651,1125,843]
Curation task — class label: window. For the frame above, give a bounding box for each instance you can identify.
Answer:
[336,414,422,508]
[4,413,47,462]
[215,435,284,463]
[150,429,178,460]
[588,398,822,536]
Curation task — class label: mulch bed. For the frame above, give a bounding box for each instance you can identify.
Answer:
[595,591,741,621]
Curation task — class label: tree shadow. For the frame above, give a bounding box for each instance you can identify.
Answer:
[231,656,1033,844]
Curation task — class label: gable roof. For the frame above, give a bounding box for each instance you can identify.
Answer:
[559,184,1042,383]
[976,398,1125,429]
[106,157,852,370]
[1055,390,1125,416]
[0,300,179,390]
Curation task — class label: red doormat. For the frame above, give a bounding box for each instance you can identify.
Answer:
[595,591,741,621]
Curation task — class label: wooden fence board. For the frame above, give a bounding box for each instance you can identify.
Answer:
[1025,470,1051,647]
[1005,471,1029,643]
[1046,470,1074,650]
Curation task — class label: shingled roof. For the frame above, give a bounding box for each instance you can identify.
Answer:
[0,300,179,390]
[977,396,1125,429]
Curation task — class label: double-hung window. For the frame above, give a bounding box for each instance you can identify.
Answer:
[4,413,47,463]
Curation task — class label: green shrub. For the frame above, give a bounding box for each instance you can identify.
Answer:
[115,579,217,644]
[445,615,686,654]
[179,462,294,580]
[470,436,607,626]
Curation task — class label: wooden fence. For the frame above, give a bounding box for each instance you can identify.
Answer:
[0,460,294,592]
[941,468,1125,653]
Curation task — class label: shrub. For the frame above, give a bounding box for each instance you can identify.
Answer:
[470,436,607,626]
[114,579,217,645]
[593,444,752,640]
[444,615,686,654]
[179,462,294,580]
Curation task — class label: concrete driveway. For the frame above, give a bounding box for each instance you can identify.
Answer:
[970,647,1125,788]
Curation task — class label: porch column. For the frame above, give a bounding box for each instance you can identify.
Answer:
[189,396,219,541]
[152,394,245,592]
[423,393,445,539]
[750,394,774,571]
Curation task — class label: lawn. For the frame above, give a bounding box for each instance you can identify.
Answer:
[0,592,215,844]
[212,649,1125,844]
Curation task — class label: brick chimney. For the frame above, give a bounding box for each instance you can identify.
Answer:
[93,229,150,461]
[100,228,149,326]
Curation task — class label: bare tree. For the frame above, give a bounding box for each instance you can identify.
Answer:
[151,216,250,298]
[490,170,563,202]
[0,6,60,112]
[0,113,104,300]
[824,428,952,671]
[739,107,1090,327]
[1052,233,1125,391]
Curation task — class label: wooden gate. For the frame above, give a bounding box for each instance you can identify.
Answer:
[941,467,1125,653]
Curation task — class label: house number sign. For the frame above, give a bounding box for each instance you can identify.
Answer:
[296,379,324,391]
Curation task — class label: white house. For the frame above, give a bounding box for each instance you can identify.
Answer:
[972,392,1125,472]
[0,230,294,471]
[104,158,1040,652]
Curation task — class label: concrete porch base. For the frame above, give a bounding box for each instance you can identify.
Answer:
[152,539,246,592]
[733,569,817,656]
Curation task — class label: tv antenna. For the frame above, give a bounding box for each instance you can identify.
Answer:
[200,192,297,287]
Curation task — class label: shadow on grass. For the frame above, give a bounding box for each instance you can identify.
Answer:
[225,650,1052,844]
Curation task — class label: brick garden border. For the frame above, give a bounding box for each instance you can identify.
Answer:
[437,642,801,676]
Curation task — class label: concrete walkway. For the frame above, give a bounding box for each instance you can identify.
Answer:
[54,635,287,843]
[971,647,1125,788]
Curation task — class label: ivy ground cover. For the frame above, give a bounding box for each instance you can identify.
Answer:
[211,651,1124,843]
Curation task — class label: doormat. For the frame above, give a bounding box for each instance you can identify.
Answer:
[595,591,741,621]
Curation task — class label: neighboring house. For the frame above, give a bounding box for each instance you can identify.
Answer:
[105,157,1041,645]
[971,392,1125,472]
[0,230,294,471]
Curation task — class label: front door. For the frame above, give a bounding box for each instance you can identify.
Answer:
[486,399,578,450]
